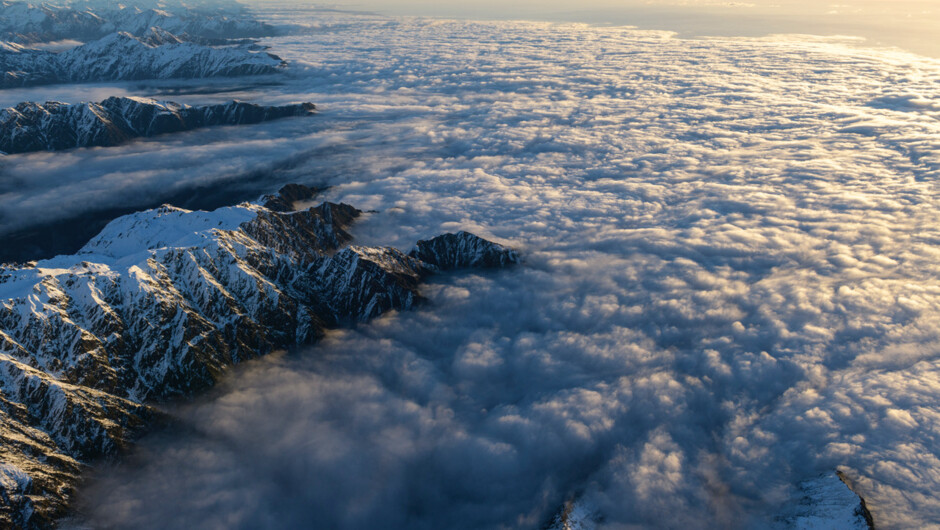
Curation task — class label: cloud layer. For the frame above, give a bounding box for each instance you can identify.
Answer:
[21,6,940,529]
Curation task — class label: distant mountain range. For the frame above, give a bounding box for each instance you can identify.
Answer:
[0,0,278,44]
[0,184,519,528]
[0,96,315,154]
[1,29,286,88]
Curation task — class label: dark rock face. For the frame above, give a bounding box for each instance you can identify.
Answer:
[0,0,278,44]
[260,183,324,212]
[0,188,518,528]
[0,30,286,89]
[409,231,521,270]
[0,96,316,154]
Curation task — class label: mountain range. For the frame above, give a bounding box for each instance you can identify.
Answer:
[1,29,285,88]
[0,0,277,44]
[0,184,518,528]
[0,96,315,154]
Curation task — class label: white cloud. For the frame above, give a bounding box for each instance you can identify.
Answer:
[19,7,939,529]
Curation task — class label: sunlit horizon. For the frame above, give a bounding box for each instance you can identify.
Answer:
[256,0,940,58]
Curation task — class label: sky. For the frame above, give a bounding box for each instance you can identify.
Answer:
[1,4,925,528]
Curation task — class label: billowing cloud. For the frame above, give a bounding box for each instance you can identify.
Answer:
[21,6,940,529]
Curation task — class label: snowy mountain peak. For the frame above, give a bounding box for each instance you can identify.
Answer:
[139,25,183,45]
[0,186,519,527]
[0,28,286,89]
[0,40,26,52]
[0,0,277,44]
[546,498,601,530]
[73,203,259,260]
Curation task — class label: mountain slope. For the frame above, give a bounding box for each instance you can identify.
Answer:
[779,472,875,529]
[0,185,518,528]
[0,96,315,154]
[0,30,285,88]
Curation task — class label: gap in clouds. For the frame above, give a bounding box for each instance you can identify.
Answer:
[0,98,452,261]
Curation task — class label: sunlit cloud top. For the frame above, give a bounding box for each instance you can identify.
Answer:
[261,0,940,57]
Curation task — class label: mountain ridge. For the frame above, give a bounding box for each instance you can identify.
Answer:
[0,185,519,528]
[0,96,315,154]
[0,0,278,44]
[1,29,285,89]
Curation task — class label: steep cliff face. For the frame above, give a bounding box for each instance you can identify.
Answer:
[0,30,285,88]
[0,96,315,154]
[0,186,519,528]
[0,0,277,44]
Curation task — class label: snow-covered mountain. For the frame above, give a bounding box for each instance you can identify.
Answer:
[411,231,522,270]
[0,29,285,88]
[0,1,104,44]
[0,96,315,154]
[779,472,875,529]
[0,0,277,44]
[0,184,518,528]
[543,471,874,530]
[545,498,601,530]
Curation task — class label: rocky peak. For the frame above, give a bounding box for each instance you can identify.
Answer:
[0,186,519,528]
[409,230,521,270]
[137,25,184,46]
[260,183,325,212]
[545,498,601,530]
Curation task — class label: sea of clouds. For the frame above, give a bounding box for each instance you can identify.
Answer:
[10,5,940,529]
